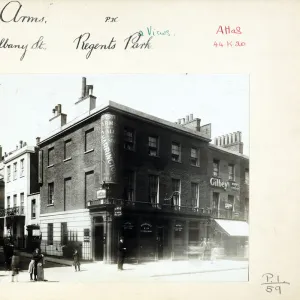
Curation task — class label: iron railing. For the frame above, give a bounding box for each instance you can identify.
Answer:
[0,206,25,218]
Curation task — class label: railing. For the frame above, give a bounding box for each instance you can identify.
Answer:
[0,206,25,217]
[88,198,213,216]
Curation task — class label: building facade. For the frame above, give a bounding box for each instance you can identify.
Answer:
[0,141,40,248]
[0,146,4,239]
[38,78,249,263]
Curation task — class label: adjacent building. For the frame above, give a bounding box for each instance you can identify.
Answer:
[1,141,40,249]
[38,77,249,263]
[0,146,4,239]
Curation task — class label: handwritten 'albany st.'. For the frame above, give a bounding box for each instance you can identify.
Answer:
[73,32,153,59]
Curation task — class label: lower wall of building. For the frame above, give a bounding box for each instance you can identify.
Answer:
[40,209,92,260]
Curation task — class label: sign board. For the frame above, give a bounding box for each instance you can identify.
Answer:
[97,189,107,199]
[209,178,229,190]
[174,223,184,232]
[231,182,240,191]
[140,222,153,233]
[32,229,40,236]
[114,206,122,217]
[123,222,134,230]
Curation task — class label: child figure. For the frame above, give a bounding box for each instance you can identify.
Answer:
[28,258,35,281]
[11,251,20,282]
[73,249,80,272]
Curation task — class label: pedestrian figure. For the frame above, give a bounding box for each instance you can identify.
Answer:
[32,248,40,281]
[28,257,35,281]
[11,251,20,282]
[210,242,218,264]
[117,237,126,270]
[36,250,45,281]
[73,249,80,272]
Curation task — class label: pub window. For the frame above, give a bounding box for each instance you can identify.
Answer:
[171,142,181,162]
[13,194,17,207]
[213,159,219,177]
[7,165,11,182]
[124,170,135,201]
[227,195,234,219]
[191,183,199,207]
[47,223,53,245]
[85,171,94,203]
[85,128,95,152]
[149,175,159,204]
[212,192,220,217]
[48,147,54,166]
[124,127,135,151]
[172,179,181,206]
[48,182,54,205]
[61,222,68,245]
[190,148,200,166]
[64,139,72,160]
[13,162,17,180]
[245,168,249,185]
[148,136,159,157]
[7,196,10,209]
[31,199,36,219]
[20,159,25,177]
[228,164,235,181]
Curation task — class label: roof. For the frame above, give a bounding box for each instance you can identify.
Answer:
[209,143,249,160]
[40,100,212,145]
[215,219,249,237]
[3,145,36,164]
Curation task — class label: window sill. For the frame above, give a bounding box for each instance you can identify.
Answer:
[63,157,72,162]
[84,149,94,154]
[47,164,54,168]
[171,160,182,164]
[191,164,200,168]
[47,204,54,207]
[31,217,36,220]
[149,155,160,158]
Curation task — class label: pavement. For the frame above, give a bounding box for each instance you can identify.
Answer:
[0,259,248,283]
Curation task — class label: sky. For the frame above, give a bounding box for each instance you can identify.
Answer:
[0,74,249,155]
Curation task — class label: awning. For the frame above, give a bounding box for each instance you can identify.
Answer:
[214,219,249,237]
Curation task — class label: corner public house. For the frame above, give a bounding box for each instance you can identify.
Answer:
[38,78,249,263]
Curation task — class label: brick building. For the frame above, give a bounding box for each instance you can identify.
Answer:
[38,77,249,263]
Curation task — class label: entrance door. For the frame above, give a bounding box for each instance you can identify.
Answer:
[157,226,164,260]
[94,225,104,261]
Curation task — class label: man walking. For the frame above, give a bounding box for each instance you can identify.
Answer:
[117,237,126,270]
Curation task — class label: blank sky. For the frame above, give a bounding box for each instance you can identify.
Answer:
[0,74,249,155]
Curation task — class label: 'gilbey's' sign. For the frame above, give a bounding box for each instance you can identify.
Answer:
[209,178,229,190]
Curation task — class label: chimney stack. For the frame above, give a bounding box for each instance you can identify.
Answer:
[36,137,41,145]
[182,118,185,124]
[190,114,193,121]
[81,77,87,98]
[19,140,23,148]
[186,115,189,122]
[57,104,62,114]
[178,119,181,124]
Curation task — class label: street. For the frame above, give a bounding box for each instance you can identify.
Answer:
[0,259,248,283]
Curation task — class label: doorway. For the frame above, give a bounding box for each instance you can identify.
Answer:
[94,225,104,261]
[157,226,164,260]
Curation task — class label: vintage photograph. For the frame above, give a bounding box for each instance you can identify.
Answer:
[0,74,249,283]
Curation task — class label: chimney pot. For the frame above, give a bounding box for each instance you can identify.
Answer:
[36,137,41,145]
[182,118,185,124]
[57,104,62,114]
[178,119,181,124]
[190,114,193,120]
[19,140,23,148]
[186,115,189,122]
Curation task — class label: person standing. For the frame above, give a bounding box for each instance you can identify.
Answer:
[11,251,20,282]
[32,248,40,281]
[73,249,80,272]
[117,237,126,270]
[28,257,35,281]
[36,250,45,281]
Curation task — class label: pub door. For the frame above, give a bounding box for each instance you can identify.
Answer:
[157,226,164,260]
[94,225,104,261]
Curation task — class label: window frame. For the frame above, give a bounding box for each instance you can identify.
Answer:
[245,168,249,185]
[64,139,72,160]
[85,128,95,152]
[61,222,68,245]
[124,127,136,151]
[31,199,36,219]
[48,147,54,167]
[171,142,181,162]
[48,182,54,205]
[13,162,17,180]
[171,178,181,206]
[190,147,200,167]
[20,159,25,177]
[148,174,159,205]
[228,164,235,181]
[47,223,53,246]
[148,136,159,157]
[191,182,199,207]
[213,159,220,177]
[124,170,135,201]
[7,165,11,182]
